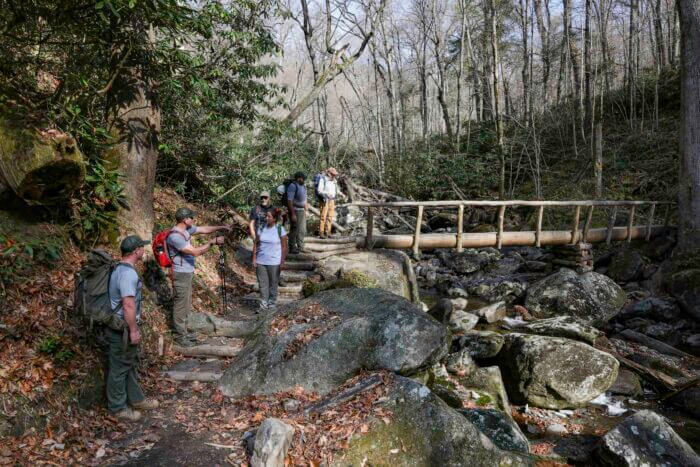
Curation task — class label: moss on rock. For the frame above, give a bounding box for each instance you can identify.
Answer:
[302,270,378,298]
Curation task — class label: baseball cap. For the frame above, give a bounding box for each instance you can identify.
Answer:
[120,235,149,255]
[260,190,271,198]
[175,207,196,222]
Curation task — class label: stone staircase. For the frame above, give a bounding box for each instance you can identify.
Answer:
[242,236,358,306]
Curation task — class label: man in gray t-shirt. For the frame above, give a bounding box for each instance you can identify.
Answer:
[105,235,159,422]
[167,207,231,346]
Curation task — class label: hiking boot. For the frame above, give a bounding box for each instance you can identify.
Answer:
[319,233,327,239]
[259,300,269,311]
[290,248,300,255]
[131,399,160,410]
[114,408,141,422]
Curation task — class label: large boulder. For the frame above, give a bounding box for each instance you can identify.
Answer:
[496,333,619,409]
[525,268,626,326]
[520,315,603,345]
[607,248,645,283]
[219,289,449,397]
[456,331,505,359]
[459,409,530,454]
[438,248,501,275]
[668,269,700,321]
[618,297,682,322]
[333,376,532,466]
[463,276,528,304]
[316,249,418,302]
[593,410,700,467]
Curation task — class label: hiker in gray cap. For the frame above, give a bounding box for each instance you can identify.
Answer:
[106,235,159,421]
[248,190,275,241]
[167,207,231,347]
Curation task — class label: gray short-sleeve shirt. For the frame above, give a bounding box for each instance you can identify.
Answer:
[108,263,142,321]
[167,226,198,273]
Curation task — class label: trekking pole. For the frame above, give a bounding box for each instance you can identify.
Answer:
[219,244,227,314]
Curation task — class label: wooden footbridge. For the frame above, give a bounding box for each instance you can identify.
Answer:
[342,199,675,255]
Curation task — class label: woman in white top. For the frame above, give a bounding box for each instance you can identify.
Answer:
[252,209,288,310]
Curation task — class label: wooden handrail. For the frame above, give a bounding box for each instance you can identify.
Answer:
[343,199,674,208]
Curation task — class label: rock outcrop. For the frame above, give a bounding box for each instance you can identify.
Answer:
[333,376,532,466]
[497,333,619,409]
[219,289,449,397]
[593,410,700,466]
[251,418,295,467]
[520,315,603,344]
[525,268,626,326]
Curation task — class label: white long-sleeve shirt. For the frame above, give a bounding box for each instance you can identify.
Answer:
[319,176,342,200]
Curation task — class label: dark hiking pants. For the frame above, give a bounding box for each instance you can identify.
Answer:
[105,327,145,412]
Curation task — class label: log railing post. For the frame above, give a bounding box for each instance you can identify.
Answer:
[627,205,636,243]
[571,206,581,244]
[366,207,374,250]
[535,205,544,247]
[496,205,506,249]
[456,205,464,252]
[606,206,618,245]
[413,205,424,257]
[583,206,594,243]
[646,203,656,241]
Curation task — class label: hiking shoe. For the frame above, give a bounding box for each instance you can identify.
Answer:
[290,248,300,255]
[259,300,269,310]
[131,399,160,410]
[114,408,141,422]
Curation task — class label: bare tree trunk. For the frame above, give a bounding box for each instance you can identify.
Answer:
[465,21,482,122]
[533,0,551,103]
[655,0,667,66]
[628,0,639,126]
[519,0,531,125]
[420,29,429,142]
[563,0,582,102]
[110,25,159,241]
[456,0,467,145]
[430,0,454,142]
[595,122,603,198]
[489,0,506,198]
[677,0,700,251]
[584,0,593,124]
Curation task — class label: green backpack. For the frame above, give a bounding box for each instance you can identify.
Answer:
[74,249,127,332]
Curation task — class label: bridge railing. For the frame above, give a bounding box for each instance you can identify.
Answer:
[340,200,675,254]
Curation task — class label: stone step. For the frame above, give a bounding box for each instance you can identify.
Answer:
[288,246,357,261]
[302,243,358,253]
[283,261,317,271]
[248,283,303,294]
[242,294,299,306]
[281,269,315,283]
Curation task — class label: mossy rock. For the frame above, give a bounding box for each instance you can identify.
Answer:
[302,270,378,297]
[472,223,497,233]
[0,118,85,204]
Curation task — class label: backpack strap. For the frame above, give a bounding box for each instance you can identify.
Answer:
[167,228,188,265]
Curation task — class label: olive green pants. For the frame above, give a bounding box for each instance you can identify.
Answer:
[172,271,193,337]
[105,327,145,413]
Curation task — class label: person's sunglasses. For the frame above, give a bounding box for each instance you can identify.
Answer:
[261,196,269,200]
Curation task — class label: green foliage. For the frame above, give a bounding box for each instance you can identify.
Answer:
[176,121,319,208]
[70,161,128,246]
[0,231,64,286]
[38,335,75,364]
[1,0,282,230]
[475,394,492,406]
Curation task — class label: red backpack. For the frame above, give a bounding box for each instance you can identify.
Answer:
[152,228,186,268]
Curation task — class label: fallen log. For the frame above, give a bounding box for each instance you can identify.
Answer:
[595,342,679,390]
[302,242,359,253]
[619,330,692,359]
[164,371,222,382]
[287,246,357,261]
[0,121,85,204]
[304,236,356,245]
[171,344,240,358]
[304,374,383,416]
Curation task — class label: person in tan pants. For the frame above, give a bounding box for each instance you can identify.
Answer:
[318,168,343,238]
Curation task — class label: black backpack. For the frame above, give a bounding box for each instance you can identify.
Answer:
[277,178,294,206]
[74,249,128,333]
